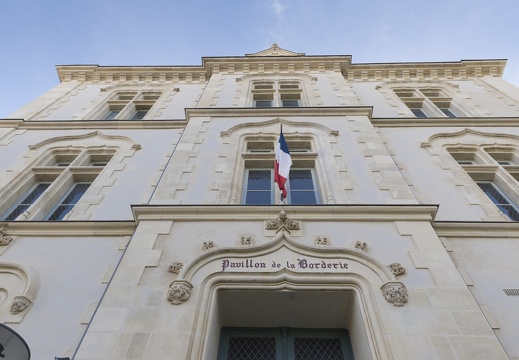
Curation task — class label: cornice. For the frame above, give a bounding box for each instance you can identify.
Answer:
[185,106,373,120]
[55,57,506,84]
[0,119,187,130]
[131,204,438,224]
[0,221,135,236]
[371,117,519,127]
[434,221,519,238]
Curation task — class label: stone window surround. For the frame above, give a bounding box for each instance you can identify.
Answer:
[423,129,519,221]
[0,147,115,221]
[378,81,476,118]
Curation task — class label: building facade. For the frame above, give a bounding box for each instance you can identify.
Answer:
[2,44,519,359]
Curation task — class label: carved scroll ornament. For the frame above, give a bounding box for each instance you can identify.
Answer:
[168,262,184,274]
[0,226,13,246]
[388,263,406,277]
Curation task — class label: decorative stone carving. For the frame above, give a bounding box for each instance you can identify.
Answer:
[240,236,253,246]
[265,209,300,232]
[0,226,13,246]
[354,241,367,252]
[202,241,215,251]
[381,282,408,307]
[168,262,183,274]
[10,296,32,314]
[315,236,328,247]
[388,263,406,277]
[167,280,193,305]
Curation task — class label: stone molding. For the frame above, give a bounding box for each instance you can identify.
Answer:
[0,221,135,236]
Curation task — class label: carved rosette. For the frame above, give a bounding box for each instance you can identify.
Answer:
[168,262,184,274]
[381,282,408,307]
[240,236,253,246]
[167,280,193,305]
[10,296,32,315]
[202,241,215,252]
[388,263,406,277]
[265,209,300,232]
[0,225,13,246]
[354,241,367,252]
[315,236,328,247]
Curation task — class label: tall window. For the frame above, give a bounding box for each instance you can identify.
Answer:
[244,168,318,205]
[218,328,354,360]
[252,82,302,108]
[0,149,113,221]
[102,91,162,120]
[395,88,462,118]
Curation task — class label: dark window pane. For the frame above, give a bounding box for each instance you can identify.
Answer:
[289,170,317,204]
[47,183,90,221]
[294,337,345,360]
[440,108,456,118]
[411,108,428,118]
[103,110,119,120]
[255,101,272,108]
[130,110,148,120]
[282,100,300,107]
[227,337,277,360]
[247,170,271,190]
[478,182,519,221]
[4,183,51,220]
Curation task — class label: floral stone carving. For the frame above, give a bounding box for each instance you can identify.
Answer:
[202,241,215,251]
[10,296,32,314]
[315,236,328,246]
[265,209,300,232]
[167,280,193,305]
[168,262,184,274]
[354,241,367,252]
[0,225,13,246]
[388,263,406,277]
[240,236,253,246]
[381,282,408,307]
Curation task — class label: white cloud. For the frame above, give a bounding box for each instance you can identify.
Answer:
[270,0,286,18]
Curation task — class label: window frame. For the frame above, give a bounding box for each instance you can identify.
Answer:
[217,327,355,360]
[395,87,463,118]
[101,91,162,120]
[251,81,303,108]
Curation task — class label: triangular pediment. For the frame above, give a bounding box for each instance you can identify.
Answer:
[247,43,304,57]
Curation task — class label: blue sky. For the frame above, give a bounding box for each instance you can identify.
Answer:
[1,0,518,117]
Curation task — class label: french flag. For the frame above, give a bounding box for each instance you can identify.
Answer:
[274,128,292,200]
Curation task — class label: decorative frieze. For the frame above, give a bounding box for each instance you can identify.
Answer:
[381,282,408,307]
[167,280,193,305]
[168,262,184,274]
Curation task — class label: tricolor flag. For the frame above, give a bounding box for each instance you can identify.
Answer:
[274,128,292,201]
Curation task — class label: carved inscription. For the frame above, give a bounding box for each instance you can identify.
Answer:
[221,258,349,272]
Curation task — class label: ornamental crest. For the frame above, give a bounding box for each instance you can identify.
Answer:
[265,209,300,232]
[381,282,408,307]
[388,263,406,277]
[168,262,184,274]
[167,280,193,305]
[11,296,32,314]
